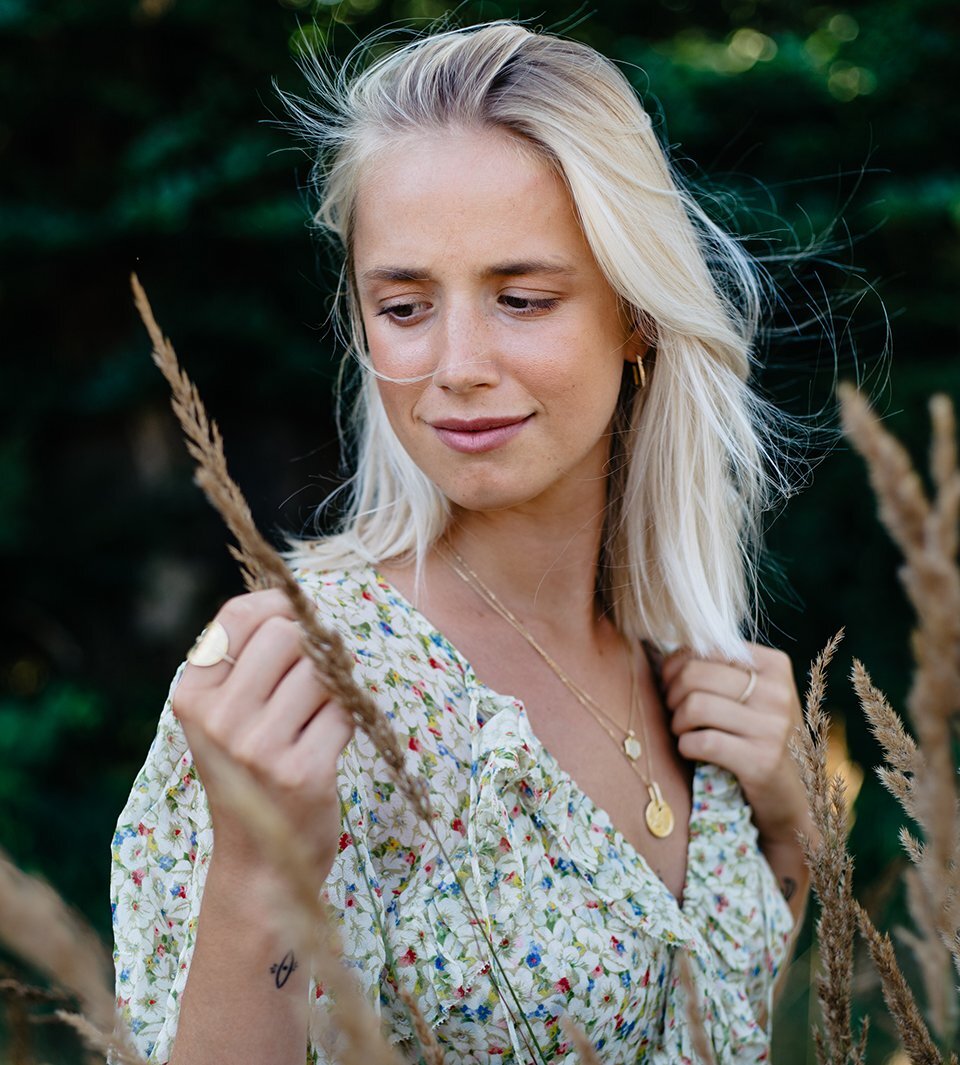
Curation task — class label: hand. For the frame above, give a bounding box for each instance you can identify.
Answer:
[661,644,811,847]
[172,589,354,880]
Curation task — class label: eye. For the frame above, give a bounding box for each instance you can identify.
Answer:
[376,301,430,324]
[500,294,561,315]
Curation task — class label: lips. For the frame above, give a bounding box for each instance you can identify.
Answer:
[429,414,532,454]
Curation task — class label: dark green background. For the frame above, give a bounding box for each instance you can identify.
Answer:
[1,0,958,1060]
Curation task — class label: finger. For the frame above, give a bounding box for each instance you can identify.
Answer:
[660,648,741,687]
[664,658,765,710]
[222,615,307,705]
[254,683,355,791]
[180,589,300,690]
[659,649,693,687]
[287,694,355,777]
[240,656,335,757]
[670,691,772,740]
[675,726,756,775]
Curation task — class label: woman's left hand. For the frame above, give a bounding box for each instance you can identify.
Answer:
[660,644,811,847]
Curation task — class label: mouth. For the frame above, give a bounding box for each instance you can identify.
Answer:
[429,414,533,454]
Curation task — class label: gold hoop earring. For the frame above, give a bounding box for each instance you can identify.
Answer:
[631,358,646,389]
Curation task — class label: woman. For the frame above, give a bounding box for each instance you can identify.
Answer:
[112,21,811,1065]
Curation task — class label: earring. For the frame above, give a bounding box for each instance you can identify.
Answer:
[632,358,647,389]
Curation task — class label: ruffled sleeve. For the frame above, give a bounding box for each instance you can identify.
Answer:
[660,763,796,1063]
[111,663,210,1063]
[111,670,391,1065]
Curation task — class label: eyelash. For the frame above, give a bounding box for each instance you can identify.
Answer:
[376,295,560,322]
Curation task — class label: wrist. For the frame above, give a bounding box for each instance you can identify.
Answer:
[204,852,279,915]
[211,822,336,882]
[750,779,816,848]
[756,812,812,848]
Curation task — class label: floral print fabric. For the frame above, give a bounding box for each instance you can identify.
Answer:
[112,566,795,1064]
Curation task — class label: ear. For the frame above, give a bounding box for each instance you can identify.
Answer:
[623,315,652,370]
[624,329,650,366]
[621,306,655,365]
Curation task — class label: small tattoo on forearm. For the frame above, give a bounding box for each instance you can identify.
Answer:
[781,877,797,901]
[270,951,298,989]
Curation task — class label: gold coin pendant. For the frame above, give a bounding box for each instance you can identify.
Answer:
[645,798,675,838]
[644,783,674,838]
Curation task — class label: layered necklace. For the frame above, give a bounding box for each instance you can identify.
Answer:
[438,543,675,839]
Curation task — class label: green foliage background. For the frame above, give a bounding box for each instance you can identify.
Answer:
[1,0,958,1060]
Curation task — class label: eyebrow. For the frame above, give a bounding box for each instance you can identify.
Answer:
[358,260,577,285]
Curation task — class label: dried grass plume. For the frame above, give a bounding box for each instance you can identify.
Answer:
[131,272,430,824]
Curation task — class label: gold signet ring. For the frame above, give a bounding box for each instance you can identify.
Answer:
[736,667,758,704]
[187,620,236,667]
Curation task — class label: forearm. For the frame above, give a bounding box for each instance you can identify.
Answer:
[759,832,810,930]
[169,855,310,1065]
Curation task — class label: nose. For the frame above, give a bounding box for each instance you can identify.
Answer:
[431,302,500,393]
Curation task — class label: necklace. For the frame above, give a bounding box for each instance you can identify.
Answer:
[438,543,675,839]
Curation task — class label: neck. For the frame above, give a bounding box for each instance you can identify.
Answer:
[443,495,609,638]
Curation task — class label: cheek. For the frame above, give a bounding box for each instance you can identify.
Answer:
[360,295,440,378]
[547,348,626,426]
[375,380,422,437]
[365,326,433,383]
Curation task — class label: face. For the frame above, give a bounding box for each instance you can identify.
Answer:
[352,126,643,516]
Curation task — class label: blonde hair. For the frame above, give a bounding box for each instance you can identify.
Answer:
[284,21,793,661]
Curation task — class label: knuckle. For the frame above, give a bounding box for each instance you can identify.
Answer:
[201,711,233,749]
[768,687,793,716]
[219,594,259,627]
[773,716,792,745]
[260,614,300,643]
[695,730,715,758]
[687,659,711,685]
[170,688,192,721]
[677,730,699,758]
[234,732,266,769]
[686,690,708,716]
[273,759,310,794]
[219,588,291,625]
[762,646,791,672]
[674,659,696,686]
[258,588,297,620]
[171,676,212,723]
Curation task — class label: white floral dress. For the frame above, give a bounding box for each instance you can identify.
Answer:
[111,565,795,1064]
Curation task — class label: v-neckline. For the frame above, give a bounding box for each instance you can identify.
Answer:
[371,568,702,914]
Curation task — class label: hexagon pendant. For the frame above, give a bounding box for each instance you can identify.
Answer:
[622,731,642,761]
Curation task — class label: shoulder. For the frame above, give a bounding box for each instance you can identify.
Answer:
[292,560,380,613]
[291,560,460,669]
[291,561,404,646]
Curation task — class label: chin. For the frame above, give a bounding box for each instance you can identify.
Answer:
[436,474,554,514]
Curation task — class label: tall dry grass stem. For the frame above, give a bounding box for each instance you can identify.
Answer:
[852,660,959,1041]
[790,629,869,1065]
[54,1011,147,1065]
[394,985,445,1065]
[840,385,960,1045]
[0,976,78,1065]
[191,735,407,1065]
[676,952,718,1065]
[132,275,548,1063]
[0,976,57,1065]
[558,1016,603,1065]
[130,273,431,827]
[0,851,146,1065]
[853,904,950,1065]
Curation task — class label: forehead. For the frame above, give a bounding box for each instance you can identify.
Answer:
[351,126,591,269]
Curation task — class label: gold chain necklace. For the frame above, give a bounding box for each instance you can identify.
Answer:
[438,544,675,839]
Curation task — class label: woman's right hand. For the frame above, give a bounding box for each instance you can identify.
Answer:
[172,588,355,882]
